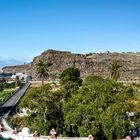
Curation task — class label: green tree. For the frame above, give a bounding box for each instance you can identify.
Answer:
[109,60,123,81]
[18,84,63,135]
[35,59,49,85]
[60,67,82,100]
[63,75,134,139]
[15,76,21,87]
[0,78,6,91]
[60,67,82,85]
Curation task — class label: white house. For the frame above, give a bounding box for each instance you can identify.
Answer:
[11,73,27,80]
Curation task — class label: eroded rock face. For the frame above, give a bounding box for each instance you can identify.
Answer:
[2,64,30,74]
[2,49,140,81]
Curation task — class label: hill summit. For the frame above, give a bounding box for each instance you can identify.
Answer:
[2,49,140,81]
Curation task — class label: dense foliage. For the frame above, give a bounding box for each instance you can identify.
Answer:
[18,84,63,135]
[63,75,134,139]
[60,67,82,100]
[0,78,6,91]
[14,67,137,139]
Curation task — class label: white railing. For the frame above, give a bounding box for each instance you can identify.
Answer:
[0,132,88,140]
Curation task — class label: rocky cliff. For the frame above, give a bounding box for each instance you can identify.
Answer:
[2,49,140,81]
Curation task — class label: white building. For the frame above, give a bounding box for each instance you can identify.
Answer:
[11,73,27,80]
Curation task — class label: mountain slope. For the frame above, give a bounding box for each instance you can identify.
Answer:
[2,49,140,81]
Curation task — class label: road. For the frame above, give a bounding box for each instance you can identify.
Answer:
[0,78,31,132]
[2,82,30,107]
[0,78,30,116]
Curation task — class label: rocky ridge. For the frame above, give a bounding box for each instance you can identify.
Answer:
[2,49,140,81]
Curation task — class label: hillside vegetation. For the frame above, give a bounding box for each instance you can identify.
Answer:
[9,67,140,140]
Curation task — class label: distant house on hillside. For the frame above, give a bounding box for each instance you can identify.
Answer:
[11,73,27,80]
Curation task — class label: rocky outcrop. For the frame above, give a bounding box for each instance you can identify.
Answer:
[2,49,140,81]
[2,64,30,74]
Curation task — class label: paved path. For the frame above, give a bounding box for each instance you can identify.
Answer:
[0,82,30,116]
[0,78,31,132]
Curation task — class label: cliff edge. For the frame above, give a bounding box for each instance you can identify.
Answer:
[2,49,140,81]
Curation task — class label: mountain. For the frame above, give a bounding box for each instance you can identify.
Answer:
[0,58,26,67]
[2,49,140,81]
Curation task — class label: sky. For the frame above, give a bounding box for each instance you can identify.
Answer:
[0,0,140,62]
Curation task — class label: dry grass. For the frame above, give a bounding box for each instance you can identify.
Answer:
[30,81,50,87]
[30,80,60,91]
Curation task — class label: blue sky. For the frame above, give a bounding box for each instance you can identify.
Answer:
[0,0,140,62]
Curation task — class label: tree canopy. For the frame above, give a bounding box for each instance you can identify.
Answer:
[15,68,137,139]
[63,75,134,139]
[19,84,63,135]
[35,59,49,85]
[60,67,82,100]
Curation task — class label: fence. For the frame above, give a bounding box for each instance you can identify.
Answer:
[0,132,89,140]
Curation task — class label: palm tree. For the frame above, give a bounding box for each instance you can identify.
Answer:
[35,59,49,85]
[109,60,123,81]
[15,76,21,87]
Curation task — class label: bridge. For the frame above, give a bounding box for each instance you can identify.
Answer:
[0,77,31,132]
[0,82,30,117]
